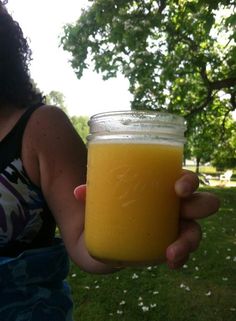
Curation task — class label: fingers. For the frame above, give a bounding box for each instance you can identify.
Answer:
[176,170,220,220]
[180,192,220,220]
[175,170,199,198]
[166,220,202,269]
[74,184,86,202]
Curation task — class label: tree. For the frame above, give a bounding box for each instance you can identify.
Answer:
[70,115,89,143]
[61,0,235,118]
[61,0,236,170]
[185,95,236,172]
[45,90,69,115]
[211,119,236,170]
[45,90,89,142]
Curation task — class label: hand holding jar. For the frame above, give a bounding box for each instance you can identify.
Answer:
[75,111,220,268]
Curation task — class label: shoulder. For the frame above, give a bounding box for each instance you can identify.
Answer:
[22,105,87,186]
[28,105,73,131]
[26,105,82,146]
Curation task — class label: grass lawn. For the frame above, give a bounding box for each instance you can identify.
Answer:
[68,187,236,321]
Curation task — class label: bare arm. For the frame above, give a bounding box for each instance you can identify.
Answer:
[27,106,118,273]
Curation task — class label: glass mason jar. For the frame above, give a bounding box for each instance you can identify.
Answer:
[84,110,186,267]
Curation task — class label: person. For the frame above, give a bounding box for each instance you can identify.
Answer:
[0,1,220,320]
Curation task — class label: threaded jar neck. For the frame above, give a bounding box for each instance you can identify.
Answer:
[88,111,186,145]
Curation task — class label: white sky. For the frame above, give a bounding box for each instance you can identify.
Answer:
[6,0,132,117]
[5,1,236,120]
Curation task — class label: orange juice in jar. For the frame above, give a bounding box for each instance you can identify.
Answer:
[85,111,186,266]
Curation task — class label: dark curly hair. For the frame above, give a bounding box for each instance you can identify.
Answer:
[0,1,45,108]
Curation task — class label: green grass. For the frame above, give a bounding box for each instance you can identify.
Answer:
[184,166,236,181]
[184,165,219,175]
[68,187,236,321]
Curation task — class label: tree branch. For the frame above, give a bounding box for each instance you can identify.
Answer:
[200,63,210,86]
[175,32,236,93]
[230,90,236,110]
[158,0,167,14]
[186,89,213,120]
[209,77,236,90]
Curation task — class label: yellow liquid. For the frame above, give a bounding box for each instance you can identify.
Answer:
[85,141,183,265]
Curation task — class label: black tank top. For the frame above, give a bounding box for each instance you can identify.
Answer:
[0,105,56,257]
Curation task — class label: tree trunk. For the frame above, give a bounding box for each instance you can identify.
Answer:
[196,157,201,173]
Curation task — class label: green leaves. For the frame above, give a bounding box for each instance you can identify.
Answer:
[71,115,89,143]
[225,12,236,27]
[61,0,236,168]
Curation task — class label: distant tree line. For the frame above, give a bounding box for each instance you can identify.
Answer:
[46,90,89,143]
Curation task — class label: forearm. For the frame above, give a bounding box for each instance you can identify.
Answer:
[70,232,122,274]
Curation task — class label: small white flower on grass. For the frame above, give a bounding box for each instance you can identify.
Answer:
[195,266,199,271]
[123,290,127,293]
[116,276,120,280]
[119,300,126,306]
[194,276,199,279]
[132,273,139,279]
[147,266,152,270]
[153,291,159,295]
[233,257,236,262]
[183,264,188,269]
[226,256,231,260]
[84,286,90,290]
[109,312,113,316]
[227,248,231,252]
[222,277,228,281]
[116,310,123,315]
[150,303,157,308]
[138,297,143,301]
[205,291,212,296]
[71,273,76,278]
[138,302,144,306]
[180,283,191,291]
[192,257,196,261]
[95,285,100,289]
[142,306,149,312]
[230,307,236,311]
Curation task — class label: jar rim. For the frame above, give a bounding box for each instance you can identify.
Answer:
[89,110,185,127]
[88,110,186,144]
